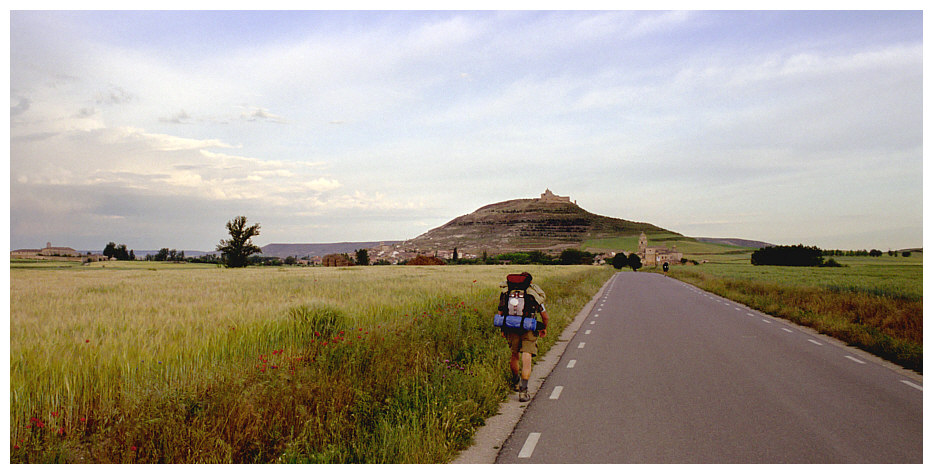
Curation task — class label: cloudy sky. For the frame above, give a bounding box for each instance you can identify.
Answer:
[8,9,923,252]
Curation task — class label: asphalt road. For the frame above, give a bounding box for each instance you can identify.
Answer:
[496,272,923,463]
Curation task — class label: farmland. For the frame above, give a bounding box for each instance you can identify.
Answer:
[10,262,612,462]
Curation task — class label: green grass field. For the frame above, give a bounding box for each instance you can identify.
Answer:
[10,262,612,463]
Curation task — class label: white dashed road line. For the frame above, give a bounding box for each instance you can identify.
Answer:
[549,386,564,399]
[901,380,922,391]
[566,360,577,368]
[845,355,866,365]
[518,432,541,458]
[808,339,823,346]
[577,342,586,349]
[584,330,591,335]
[781,328,793,333]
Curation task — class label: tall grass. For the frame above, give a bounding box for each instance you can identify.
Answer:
[10,264,612,462]
[668,262,922,372]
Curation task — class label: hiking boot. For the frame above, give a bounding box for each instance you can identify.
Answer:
[518,388,530,402]
[510,375,521,392]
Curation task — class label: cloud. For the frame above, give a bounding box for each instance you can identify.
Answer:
[238,105,287,123]
[96,85,135,105]
[11,97,31,116]
[160,109,192,124]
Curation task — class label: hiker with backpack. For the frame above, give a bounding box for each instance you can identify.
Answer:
[493,272,550,402]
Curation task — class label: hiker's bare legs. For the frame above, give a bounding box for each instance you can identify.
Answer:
[521,351,533,380]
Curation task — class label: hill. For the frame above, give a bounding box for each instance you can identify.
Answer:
[694,237,774,249]
[400,191,674,255]
[261,241,402,259]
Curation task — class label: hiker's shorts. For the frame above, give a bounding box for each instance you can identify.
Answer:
[504,330,538,356]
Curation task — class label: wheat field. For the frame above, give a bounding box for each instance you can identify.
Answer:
[10,262,612,462]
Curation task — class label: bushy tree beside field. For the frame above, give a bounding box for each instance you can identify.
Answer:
[217,216,262,268]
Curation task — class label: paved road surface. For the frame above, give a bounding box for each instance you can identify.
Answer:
[497,272,922,463]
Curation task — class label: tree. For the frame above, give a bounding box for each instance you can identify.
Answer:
[155,248,170,261]
[627,253,642,271]
[355,248,370,266]
[610,253,628,269]
[103,242,133,260]
[217,216,262,268]
[115,244,130,260]
[559,249,595,265]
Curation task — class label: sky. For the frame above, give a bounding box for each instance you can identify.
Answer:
[7,8,925,252]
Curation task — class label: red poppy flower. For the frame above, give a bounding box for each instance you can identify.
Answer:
[85,339,90,343]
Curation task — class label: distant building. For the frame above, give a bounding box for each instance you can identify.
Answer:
[636,232,683,266]
[11,242,81,258]
[539,188,573,203]
[39,242,80,257]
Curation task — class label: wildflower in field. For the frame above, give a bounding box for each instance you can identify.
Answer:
[58,427,65,435]
[85,339,90,343]
[51,411,58,417]
[80,417,86,422]
[131,446,137,451]
[36,421,45,428]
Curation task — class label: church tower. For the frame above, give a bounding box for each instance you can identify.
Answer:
[638,232,647,253]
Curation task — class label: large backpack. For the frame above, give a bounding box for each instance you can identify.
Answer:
[493,273,546,332]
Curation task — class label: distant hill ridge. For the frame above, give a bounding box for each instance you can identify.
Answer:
[693,237,774,249]
[260,241,402,258]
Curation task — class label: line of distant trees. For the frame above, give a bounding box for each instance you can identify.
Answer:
[823,249,911,257]
[144,248,186,262]
[752,244,826,267]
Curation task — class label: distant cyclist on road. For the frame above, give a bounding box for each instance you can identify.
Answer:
[495,272,550,402]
